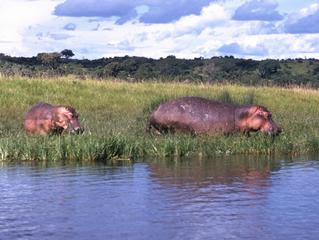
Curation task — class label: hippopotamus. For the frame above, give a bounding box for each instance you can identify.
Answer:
[24,102,84,135]
[148,96,281,136]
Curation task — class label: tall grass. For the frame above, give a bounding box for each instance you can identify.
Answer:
[1,76,319,162]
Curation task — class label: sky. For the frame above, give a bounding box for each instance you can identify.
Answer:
[0,0,318,60]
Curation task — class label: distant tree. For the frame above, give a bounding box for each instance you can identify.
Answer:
[135,63,154,79]
[199,62,218,80]
[1,53,319,87]
[258,60,281,78]
[219,59,237,73]
[104,61,121,77]
[313,66,319,75]
[37,52,62,68]
[61,49,75,59]
[235,59,259,71]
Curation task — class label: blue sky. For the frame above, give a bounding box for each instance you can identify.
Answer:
[0,0,318,59]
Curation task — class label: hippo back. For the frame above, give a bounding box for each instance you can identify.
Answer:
[150,97,237,134]
[24,102,55,135]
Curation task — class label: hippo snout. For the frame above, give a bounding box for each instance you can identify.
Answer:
[268,126,282,136]
[70,127,84,134]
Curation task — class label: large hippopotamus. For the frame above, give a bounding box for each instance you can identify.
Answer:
[24,102,83,135]
[148,96,281,136]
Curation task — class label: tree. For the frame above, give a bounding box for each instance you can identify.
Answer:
[37,52,62,68]
[313,66,319,75]
[61,49,75,59]
[258,60,281,78]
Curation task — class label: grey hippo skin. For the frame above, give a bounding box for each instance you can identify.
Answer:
[24,102,84,135]
[148,96,282,136]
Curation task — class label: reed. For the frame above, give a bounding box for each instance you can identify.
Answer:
[1,76,319,162]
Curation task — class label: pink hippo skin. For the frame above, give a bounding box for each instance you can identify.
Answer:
[148,97,282,136]
[24,102,83,135]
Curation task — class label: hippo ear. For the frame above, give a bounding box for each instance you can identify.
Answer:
[239,106,268,120]
[64,106,78,118]
[255,106,270,118]
[58,107,73,120]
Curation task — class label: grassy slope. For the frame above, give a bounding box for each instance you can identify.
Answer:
[1,76,319,162]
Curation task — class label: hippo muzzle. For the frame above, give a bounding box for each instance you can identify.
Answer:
[70,127,84,134]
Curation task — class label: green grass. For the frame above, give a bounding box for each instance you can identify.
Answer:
[1,76,319,162]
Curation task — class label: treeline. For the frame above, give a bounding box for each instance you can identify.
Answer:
[1,50,319,87]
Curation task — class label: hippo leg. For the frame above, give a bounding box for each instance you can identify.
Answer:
[51,127,64,135]
[147,121,164,135]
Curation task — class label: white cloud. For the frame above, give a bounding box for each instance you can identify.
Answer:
[0,0,318,59]
[54,0,213,24]
[172,3,229,36]
[15,3,230,59]
[284,3,319,33]
[299,3,319,17]
[0,0,64,56]
[233,0,283,21]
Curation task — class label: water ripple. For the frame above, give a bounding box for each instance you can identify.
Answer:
[0,157,319,240]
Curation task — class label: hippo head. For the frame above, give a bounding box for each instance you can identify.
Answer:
[53,106,84,134]
[237,105,282,136]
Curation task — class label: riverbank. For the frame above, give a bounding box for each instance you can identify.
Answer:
[1,76,319,162]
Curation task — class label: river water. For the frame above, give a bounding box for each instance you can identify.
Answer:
[0,155,319,240]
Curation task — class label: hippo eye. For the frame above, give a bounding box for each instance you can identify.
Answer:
[72,114,79,119]
[68,113,75,119]
[265,112,272,119]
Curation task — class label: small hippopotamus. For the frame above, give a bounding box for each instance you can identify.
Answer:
[24,102,84,135]
[148,96,282,136]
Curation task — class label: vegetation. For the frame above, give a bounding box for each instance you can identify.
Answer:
[1,76,319,162]
[1,52,319,87]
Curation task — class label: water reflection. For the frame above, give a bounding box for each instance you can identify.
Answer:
[145,156,278,239]
[149,155,280,186]
[0,155,319,240]
[148,154,319,240]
